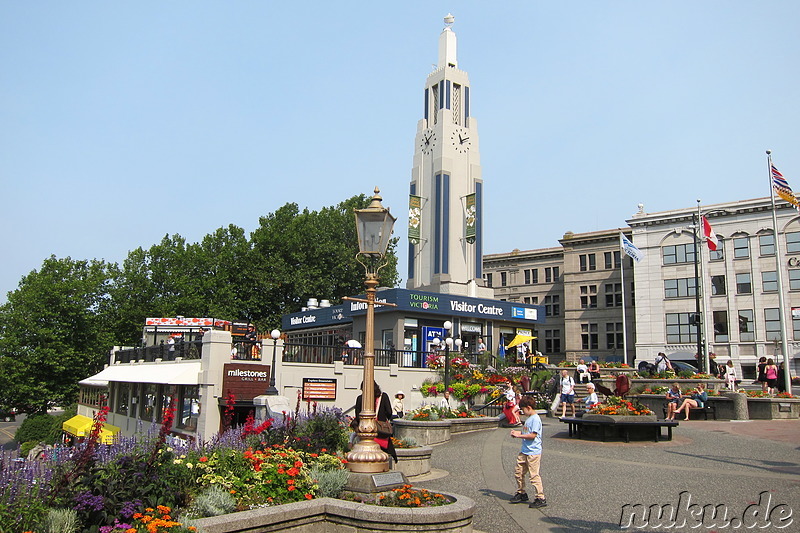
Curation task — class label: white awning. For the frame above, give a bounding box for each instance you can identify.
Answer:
[81,361,202,385]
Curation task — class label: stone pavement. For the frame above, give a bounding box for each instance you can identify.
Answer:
[413,418,800,533]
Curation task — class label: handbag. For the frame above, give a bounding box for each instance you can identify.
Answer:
[375,396,393,437]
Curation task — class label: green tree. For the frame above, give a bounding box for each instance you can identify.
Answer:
[0,257,114,413]
[245,194,399,329]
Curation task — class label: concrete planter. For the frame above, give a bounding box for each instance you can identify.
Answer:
[393,419,451,446]
[582,414,657,423]
[393,416,500,446]
[746,397,800,419]
[195,493,476,533]
[394,445,433,478]
[449,416,501,433]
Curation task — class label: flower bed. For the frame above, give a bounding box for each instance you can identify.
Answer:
[588,396,653,416]
[0,396,357,533]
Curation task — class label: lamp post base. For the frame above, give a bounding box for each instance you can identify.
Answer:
[343,470,408,495]
[346,439,390,473]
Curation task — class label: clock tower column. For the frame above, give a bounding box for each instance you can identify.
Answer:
[407,14,492,299]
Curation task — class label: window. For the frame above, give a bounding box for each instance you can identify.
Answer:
[664,278,698,298]
[713,310,729,342]
[544,329,561,354]
[787,232,800,253]
[485,273,493,288]
[604,251,621,269]
[790,269,800,290]
[581,323,598,350]
[606,322,623,349]
[662,243,695,265]
[765,308,782,341]
[141,384,158,422]
[177,386,200,430]
[738,310,755,341]
[580,285,598,308]
[794,315,800,341]
[579,254,597,272]
[605,283,622,307]
[523,296,539,304]
[736,273,752,294]
[762,271,778,292]
[666,313,697,344]
[710,275,726,295]
[545,267,559,283]
[115,382,130,416]
[500,272,507,287]
[710,239,724,261]
[523,269,538,284]
[759,234,775,256]
[544,295,560,317]
[733,237,750,259]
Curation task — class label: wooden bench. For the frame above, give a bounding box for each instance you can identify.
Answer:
[662,404,717,420]
[560,417,679,443]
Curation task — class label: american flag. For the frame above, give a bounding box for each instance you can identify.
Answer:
[772,164,800,211]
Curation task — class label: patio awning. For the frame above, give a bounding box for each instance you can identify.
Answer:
[82,361,202,385]
[62,415,120,444]
[505,334,536,348]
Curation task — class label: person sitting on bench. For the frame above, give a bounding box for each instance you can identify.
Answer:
[575,359,590,383]
[674,383,708,421]
[583,383,599,409]
[665,383,682,420]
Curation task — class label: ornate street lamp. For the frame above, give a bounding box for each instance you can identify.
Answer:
[443,321,453,394]
[266,329,281,396]
[345,188,396,474]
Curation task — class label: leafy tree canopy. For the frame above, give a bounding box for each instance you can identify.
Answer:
[0,194,400,412]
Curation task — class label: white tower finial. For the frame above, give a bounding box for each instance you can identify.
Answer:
[444,13,455,28]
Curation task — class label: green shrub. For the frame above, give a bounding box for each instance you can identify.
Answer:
[41,507,80,533]
[310,465,349,498]
[14,405,77,445]
[295,410,349,453]
[186,485,237,518]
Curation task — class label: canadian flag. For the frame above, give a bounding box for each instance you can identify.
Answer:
[702,216,718,251]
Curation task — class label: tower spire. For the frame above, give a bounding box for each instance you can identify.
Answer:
[438,13,457,69]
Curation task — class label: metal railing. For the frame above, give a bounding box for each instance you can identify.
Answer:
[281,343,480,369]
[114,341,203,363]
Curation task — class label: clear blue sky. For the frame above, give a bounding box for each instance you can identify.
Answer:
[2,2,799,303]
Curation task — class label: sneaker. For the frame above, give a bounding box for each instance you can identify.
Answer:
[529,498,548,508]
[509,492,529,504]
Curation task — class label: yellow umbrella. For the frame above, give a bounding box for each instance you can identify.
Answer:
[505,334,536,348]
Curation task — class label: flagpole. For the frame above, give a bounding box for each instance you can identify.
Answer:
[620,233,629,367]
[767,150,793,393]
[697,200,711,374]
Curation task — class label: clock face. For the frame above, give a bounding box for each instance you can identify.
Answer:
[451,127,471,153]
[420,129,437,155]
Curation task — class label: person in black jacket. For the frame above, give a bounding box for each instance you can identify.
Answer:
[354,381,397,464]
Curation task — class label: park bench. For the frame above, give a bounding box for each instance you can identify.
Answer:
[661,404,717,420]
[560,417,679,443]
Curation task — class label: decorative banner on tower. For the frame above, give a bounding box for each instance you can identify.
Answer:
[408,195,422,244]
[465,193,477,244]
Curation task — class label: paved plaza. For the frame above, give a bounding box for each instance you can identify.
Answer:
[414,418,800,533]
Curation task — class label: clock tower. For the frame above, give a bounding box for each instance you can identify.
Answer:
[407,14,492,298]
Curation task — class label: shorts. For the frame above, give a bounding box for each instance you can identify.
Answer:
[668,399,680,405]
[560,393,575,404]
[766,378,778,388]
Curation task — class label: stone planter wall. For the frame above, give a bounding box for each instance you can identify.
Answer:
[746,398,800,419]
[394,446,433,478]
[449,416,501,433]
[195,493,475,533]
[393,419,451,446]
